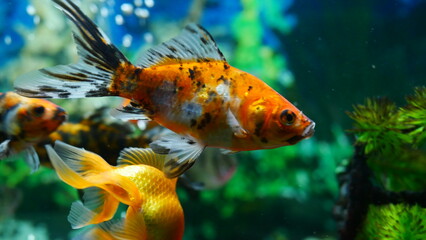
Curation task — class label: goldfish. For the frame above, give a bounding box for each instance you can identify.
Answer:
[14,0,315,178]
[46,141,184,240]
[34,107,150,167]
[0,91,66,172]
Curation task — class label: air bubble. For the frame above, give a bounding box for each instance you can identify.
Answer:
[135,8,149,18]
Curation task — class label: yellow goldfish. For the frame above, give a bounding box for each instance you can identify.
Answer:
[15,0,315,177]
[46,141,184,240]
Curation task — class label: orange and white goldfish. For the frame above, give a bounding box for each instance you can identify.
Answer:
[15,0,315,177]
[0,92,66,172]
[46,141,184,240]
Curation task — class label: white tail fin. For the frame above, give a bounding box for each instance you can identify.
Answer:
[14,0,131,99]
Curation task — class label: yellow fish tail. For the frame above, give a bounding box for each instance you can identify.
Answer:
[46,142,142,226]
[46,144,94,189]
[80,213,148,240]
[77,225,118,240]
[67,188,120,229]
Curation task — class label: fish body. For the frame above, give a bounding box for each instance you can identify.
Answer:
[35,107,149,166]
[46,141,184,240]
[0,92,66,171]
[14,0,315,177]
[116,62,309,150]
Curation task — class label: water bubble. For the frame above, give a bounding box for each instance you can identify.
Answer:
[134,0,143,7]
[89,4,98,14]
[122,34,133,48]
[33,15,40,25]
[144,32,154,44]
[4,35,12,45]
[121,3,134,15]
[145,0,155,8]
[135,8,149,18]
[115,14,124,25]
[100,7,109,17]
[278,70,295,88]
[26,5,36,16]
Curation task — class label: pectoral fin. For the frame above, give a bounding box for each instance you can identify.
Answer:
[181,147,238,190]
[24,146,40,173]
[149,133,205,178]
[226,110,247,138]
[0,140,11,160]
[0,140,40,173]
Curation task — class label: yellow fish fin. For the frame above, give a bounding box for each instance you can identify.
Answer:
[149,133,205,178]
[46,144,93,188]
[135,23,227,68]
[100,210,147,240]
[117,147,165,171]
[76,225,117,240]
[52,140,112,176]
[68,187,120,229]
[47,141,142,207]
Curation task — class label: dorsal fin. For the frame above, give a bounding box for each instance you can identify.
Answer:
[136,24,227,68]
[117,148,165,172]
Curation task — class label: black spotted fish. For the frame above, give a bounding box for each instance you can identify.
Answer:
[0,91,66,171]
[15,0,315,177]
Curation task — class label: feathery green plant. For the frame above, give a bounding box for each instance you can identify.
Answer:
[347,86,426,192]
[356,204,426,240]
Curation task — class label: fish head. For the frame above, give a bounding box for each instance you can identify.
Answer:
[243,96,315,148]
[18,99,67,140]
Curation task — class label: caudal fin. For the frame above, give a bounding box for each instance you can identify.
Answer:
[46,141,141,206]
[14,0,131,99]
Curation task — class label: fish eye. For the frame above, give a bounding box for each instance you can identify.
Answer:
[33,106,45,116]
[280,109,296,126]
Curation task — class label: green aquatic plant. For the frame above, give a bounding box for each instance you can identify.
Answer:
[400,87,426,145]
[348,98,408,155]
[347,86,426,192]
[356,204,426,240]
[339,87,426,240]
[348,86,426,155]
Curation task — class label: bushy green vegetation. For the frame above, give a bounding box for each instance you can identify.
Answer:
[345,86,426,240]
[348,87,426,192]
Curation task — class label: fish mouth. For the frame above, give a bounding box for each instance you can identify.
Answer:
[54,108,67,122]
[302,122,315,138]
[285,122,316,145]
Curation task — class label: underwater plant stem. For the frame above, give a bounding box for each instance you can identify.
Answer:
[336,146,373,240]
